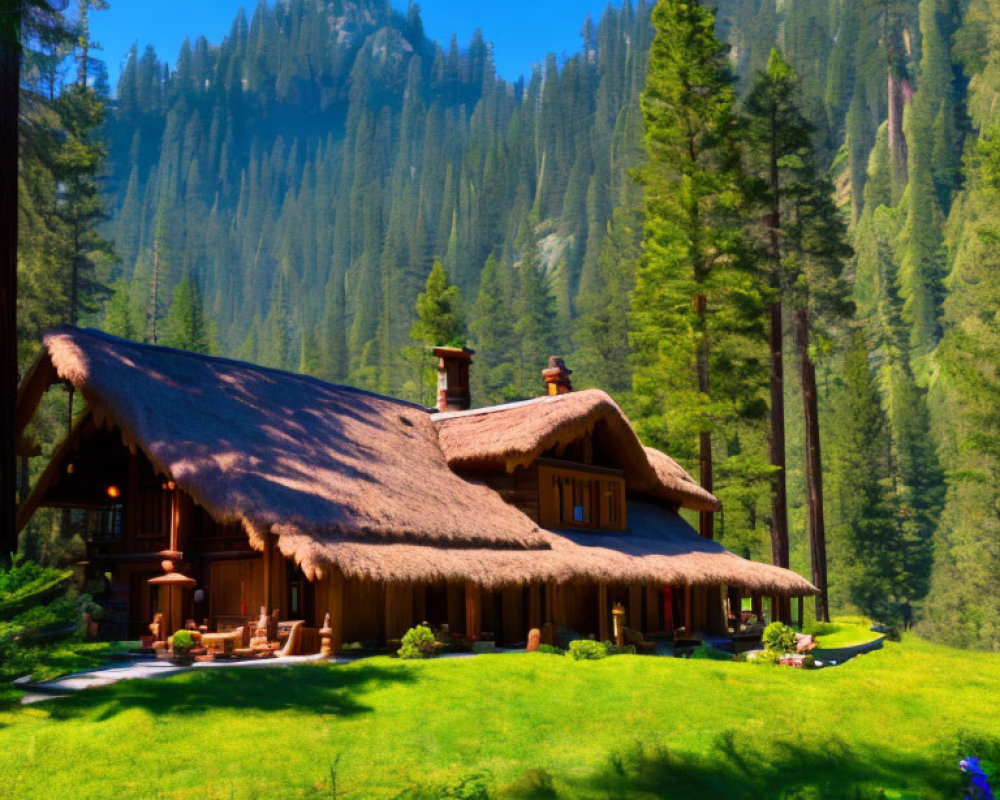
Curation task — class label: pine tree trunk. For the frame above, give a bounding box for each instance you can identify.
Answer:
[149,239,159,344]
[796,307,829,621]
[0,0,20,561]
[696,293,714,540]
[768,301,789,568]
[767,110,790,620]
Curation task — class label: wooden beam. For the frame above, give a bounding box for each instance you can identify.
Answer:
[684,585,693,632]
[797,596,804,630]
[647,586,662,632]
[327,567,344,655]
[413,584,426,624]
[15,411,93,533]
[263,533,273,614]
[629,584,643,633]
[527,583,541,630]
[598,584,609,643]
[14,352,57,441]
[465,583,482,641]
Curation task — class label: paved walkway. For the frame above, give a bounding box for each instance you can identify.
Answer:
[20,652,338,704]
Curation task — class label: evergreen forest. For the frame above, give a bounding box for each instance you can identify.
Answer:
[15,0,1000,650]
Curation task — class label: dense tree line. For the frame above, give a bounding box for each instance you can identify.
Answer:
[12,0,999,647]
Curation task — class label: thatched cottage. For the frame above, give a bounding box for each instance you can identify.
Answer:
[15,326,815,652]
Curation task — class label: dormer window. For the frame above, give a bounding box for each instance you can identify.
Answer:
[538,459,626,531]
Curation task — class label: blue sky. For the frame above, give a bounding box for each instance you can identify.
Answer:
[89,1,620,91]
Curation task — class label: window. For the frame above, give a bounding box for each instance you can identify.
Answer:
[538,460,626,531]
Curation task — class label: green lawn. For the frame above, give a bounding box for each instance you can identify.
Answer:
[804,616,885,648]
[1,635,997,799]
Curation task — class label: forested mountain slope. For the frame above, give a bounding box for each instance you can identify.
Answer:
[99,0,652,403]
[60,0,1000,648]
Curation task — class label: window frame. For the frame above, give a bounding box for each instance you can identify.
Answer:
[537,458,627,532]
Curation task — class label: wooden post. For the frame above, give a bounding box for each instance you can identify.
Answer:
[797,596,804,630]
[413,584,426,624]
[263,533,273,615]
[447,583,464,631]
[684,585,693,632]
[465,583,482,641]
[384,583,413,640]
[629,584,643,633]
[544,582,555,624]
[527,584,541,630]
[647,587,662,632]
[328,567,344,655]
[598,584,609,643]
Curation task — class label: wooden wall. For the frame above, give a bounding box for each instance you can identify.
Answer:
[478,464,539,522]
[208,559,264,621]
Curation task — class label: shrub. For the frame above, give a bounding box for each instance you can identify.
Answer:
[762,621,798,654]
[0,556,92,682]
[689,643,731,661]
[398,625,436,659]
[568,639,608,660]
[535,644,565,655]
[501,768,557,799]
[604,642,636,656]
[171,630,195,653]
[750,649,781,665]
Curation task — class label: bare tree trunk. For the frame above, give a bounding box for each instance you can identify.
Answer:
[795,307,829,621]
[1,0,20,561]
[696,293,714,540]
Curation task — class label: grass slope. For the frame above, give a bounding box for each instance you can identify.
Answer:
[0,635,997,799]
[804,616,884,648]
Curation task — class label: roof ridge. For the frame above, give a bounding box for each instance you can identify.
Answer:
[49,325,429,412]
[431,388,613,422]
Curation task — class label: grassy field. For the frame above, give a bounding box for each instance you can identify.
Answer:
[0,635,997,800]
[804,616,885,648]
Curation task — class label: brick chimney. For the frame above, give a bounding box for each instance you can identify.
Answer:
[542,356,573,395]
[434,346,474,412]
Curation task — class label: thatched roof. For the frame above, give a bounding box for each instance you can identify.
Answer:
[22,327,813,597]
[286,501,817,596]
[432,390,721,512]
[36,327,547,556]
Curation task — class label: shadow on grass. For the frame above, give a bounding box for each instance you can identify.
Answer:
[541,730,965,800]
[492,730,1000,800]
[43,661,416,723]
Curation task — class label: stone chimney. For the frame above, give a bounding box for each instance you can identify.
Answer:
[542,356,573,395]
[434,346,474,412]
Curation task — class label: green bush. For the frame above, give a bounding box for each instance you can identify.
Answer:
[750,649,781,665]
[762,621,798,654]
[171,630,195,653]
[398,625,436,659]
[568,640,608,660]
[535,644,565,655]
[604,642,636,656]
[0,556,92,682]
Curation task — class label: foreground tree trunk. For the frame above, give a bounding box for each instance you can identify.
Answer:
[795,307,829,621]
[0,0,20,560]
[766,104,790,622]
[768,303,789,569]
[696,294,714,540]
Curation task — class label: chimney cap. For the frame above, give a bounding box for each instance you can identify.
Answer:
[543,355,572,375]
[433,346,475,361]
[542,356,573,395]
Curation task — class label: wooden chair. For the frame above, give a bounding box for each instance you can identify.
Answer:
[275,621,304,657]
[621,626,657,654]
